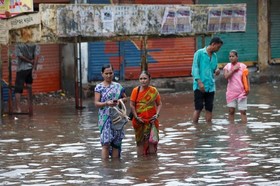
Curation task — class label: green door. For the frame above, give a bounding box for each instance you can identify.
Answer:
[270,0,280,61]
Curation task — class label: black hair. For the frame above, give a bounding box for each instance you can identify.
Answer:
[101,64,113,73]
[140,70,151,78]
[209,37,223,45]
[230,50,238,57]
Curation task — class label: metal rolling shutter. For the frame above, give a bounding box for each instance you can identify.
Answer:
[270,0,280,61]
[88,41,122,81]
[124,37,195,80]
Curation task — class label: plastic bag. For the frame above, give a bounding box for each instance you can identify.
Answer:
[149,124,159,144]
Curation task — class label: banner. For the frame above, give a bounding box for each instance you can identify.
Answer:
[0,0,33,18]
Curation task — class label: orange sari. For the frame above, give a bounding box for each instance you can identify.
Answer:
[131,86,161,145]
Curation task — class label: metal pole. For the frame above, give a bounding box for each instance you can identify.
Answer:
[74,37,79,109]
[78,35,84,109]
[140,36,148,71]
[8,45,13,115]
[0,45,2,118]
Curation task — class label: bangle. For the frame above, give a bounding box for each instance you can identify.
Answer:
[156,113,160,118]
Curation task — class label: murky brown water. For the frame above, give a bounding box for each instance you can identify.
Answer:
[0,82,280,185]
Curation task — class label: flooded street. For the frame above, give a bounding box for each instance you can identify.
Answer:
[0,82,280,185]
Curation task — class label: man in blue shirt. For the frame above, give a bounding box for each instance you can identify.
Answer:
[191,37,223,123]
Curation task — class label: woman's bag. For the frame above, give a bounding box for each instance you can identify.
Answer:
[109,99,129,130]
[128,86,140,120]
[149,123,159,144]
[242,68,250,94]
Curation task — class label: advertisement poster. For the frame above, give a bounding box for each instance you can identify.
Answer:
[208,6,246,32]
[176,7,191,33]
[161,7,176,34]
[207,8,221,32]
[0,0,33,18]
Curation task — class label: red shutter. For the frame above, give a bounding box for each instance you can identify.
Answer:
[146,37,195,78]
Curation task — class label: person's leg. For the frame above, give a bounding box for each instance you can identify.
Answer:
[148,144,157,154]
[205,110,212,123]
[111,147,120,158]
[14,93,21,112]
[193,110,201,123]
[228,107,236,122]
[240,110,247,124]
[137,143,144,156]
[14,71,25,112]
[26,70,33,106]
[227,100,237,123]
[238,98,248,124]
[205,92,215,123]
[193,90,203,123]
[101,145,110,159]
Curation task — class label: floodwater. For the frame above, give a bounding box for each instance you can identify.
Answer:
[0,82,280,185]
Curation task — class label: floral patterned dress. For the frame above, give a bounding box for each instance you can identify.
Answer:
[95,82,125,150]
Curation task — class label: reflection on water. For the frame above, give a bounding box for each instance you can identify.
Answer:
[0,82,280,185]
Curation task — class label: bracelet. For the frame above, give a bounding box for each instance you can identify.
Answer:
[105,101,108,106]
[156,113,160,118]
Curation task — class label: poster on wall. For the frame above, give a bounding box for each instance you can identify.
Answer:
[0,0,33,18]
[208,5,246,32]
[175,6,192,33]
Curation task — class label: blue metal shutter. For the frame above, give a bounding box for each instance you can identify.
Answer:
[88,41,123,81]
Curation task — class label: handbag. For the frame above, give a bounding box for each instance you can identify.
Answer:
[128,86,140,120]
[109,99,129,130]
[149,123,159,144]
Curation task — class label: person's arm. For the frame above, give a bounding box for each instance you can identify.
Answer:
[18,55,33,64]
[150,91,162,122]
[155,99,162,118]
[224,64,239,79]
[192,52,205,92]
[33,45,40,71]
[33,54,39,71]
[191,52,200,81]
[129,88,137,118]
[94,91,115,108]
[214,68,220,76]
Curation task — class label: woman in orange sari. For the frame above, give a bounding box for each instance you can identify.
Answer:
[130,71,162,156]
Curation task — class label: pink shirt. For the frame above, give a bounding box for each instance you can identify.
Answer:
[223,62,247,103]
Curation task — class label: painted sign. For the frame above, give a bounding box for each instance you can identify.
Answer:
[8,12,40,30]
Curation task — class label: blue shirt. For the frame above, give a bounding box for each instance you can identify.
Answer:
[191,47,218,92]
[16,43,40,72]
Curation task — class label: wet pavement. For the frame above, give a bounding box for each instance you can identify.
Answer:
[0,82,280,185]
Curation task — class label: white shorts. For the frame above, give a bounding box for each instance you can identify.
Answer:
[227,98,247,111]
